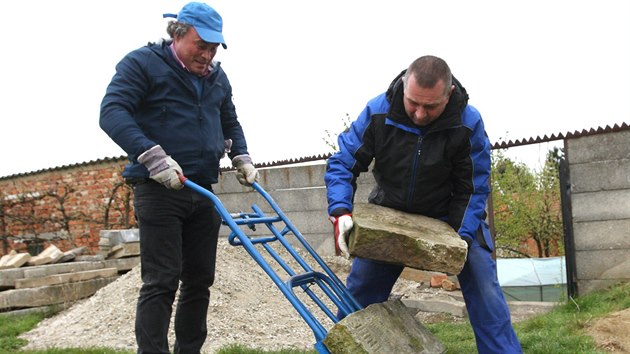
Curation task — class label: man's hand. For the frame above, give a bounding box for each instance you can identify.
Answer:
[329,214,353,259]
[232,154,259,186]
[137,145,183,190]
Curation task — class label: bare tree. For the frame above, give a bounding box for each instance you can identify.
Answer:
[102,180,135,229]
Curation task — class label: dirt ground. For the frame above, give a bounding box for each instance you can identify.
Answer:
[585,308,630,353]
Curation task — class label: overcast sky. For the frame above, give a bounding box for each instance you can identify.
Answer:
[1,0,628,177]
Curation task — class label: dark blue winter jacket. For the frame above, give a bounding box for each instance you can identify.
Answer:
[100,40,248,185]
[325,70,493,248]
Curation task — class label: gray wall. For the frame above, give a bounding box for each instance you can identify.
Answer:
[566,130,630,295]
[213,162,376,257]
[212,129,630,296]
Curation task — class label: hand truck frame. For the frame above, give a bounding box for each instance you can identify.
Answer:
[180,175,362,353]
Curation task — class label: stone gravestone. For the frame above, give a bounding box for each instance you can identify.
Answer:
[348,203,467,275]
[323,298,446,353]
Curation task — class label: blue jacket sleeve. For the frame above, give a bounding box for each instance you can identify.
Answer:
[449,105,492,244]
[325,97,383,215]
[99,49,156,159]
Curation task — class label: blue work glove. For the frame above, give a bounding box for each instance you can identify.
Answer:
[329,214,353,259]
[137,145,183,190]
[232,154,259,186]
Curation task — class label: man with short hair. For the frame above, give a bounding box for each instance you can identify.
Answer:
[325,55,523,353]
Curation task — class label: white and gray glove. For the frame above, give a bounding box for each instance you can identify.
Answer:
[137,145,183,190]
[231,154,259,186]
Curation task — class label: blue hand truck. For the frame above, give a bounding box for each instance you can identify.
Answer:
[179,175,363,354]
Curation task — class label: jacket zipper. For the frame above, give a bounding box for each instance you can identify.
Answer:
[407,134,423,209]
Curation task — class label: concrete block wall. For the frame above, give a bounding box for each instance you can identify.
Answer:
[566,129,630,295]
[212,162,376,256]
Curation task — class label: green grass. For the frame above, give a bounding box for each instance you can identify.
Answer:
[0,311,42,352]
[2,281,628,353]
[0,309,132,354]
[511,280,630,354]
[427,280,630,354]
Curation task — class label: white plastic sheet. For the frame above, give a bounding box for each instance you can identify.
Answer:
[497,256,566,287]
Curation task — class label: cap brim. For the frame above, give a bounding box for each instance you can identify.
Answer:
[195,26,227,49]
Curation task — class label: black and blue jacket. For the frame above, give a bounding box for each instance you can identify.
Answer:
[100,40,249,185]
[325,70,493,247]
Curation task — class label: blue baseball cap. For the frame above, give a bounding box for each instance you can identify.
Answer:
[163,2,227,49]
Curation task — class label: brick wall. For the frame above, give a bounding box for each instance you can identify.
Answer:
[0,159,135,255]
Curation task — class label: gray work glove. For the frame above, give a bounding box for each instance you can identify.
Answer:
[137,145,183,190]
[232,154,259,186]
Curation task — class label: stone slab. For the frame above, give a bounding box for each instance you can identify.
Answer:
[99,229,140,245]
[107,242,140,259]
[103,256,140,272]
[75,255,106,262]
[0,302,75,318]
[58,246,87,263]
[0,277,117,310]
[15,268,118,289]
[0,251,31,269]
[402,296,467,318]
[23,261,106,279]
[0,257,139,288]
[323,299,445,353]
[349,203,467,275]
[27,244,64,266]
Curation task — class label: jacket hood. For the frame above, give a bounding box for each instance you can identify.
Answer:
[146,39,173,60]
[385,69,469,131]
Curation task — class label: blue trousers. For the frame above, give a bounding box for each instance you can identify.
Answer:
[132,180,222,354]
[345,237,522,354]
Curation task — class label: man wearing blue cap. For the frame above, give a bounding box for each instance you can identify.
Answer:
[100,2,258,353]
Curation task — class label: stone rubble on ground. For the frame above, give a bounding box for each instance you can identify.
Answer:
[18,237,545,353]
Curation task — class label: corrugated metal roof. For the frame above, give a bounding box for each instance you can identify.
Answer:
[491,122,629,149]
[1,122,627,180]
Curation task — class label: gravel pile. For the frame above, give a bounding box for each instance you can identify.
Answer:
[19,238,434,353]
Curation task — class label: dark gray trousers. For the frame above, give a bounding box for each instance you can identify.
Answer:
[132,180,221,354]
